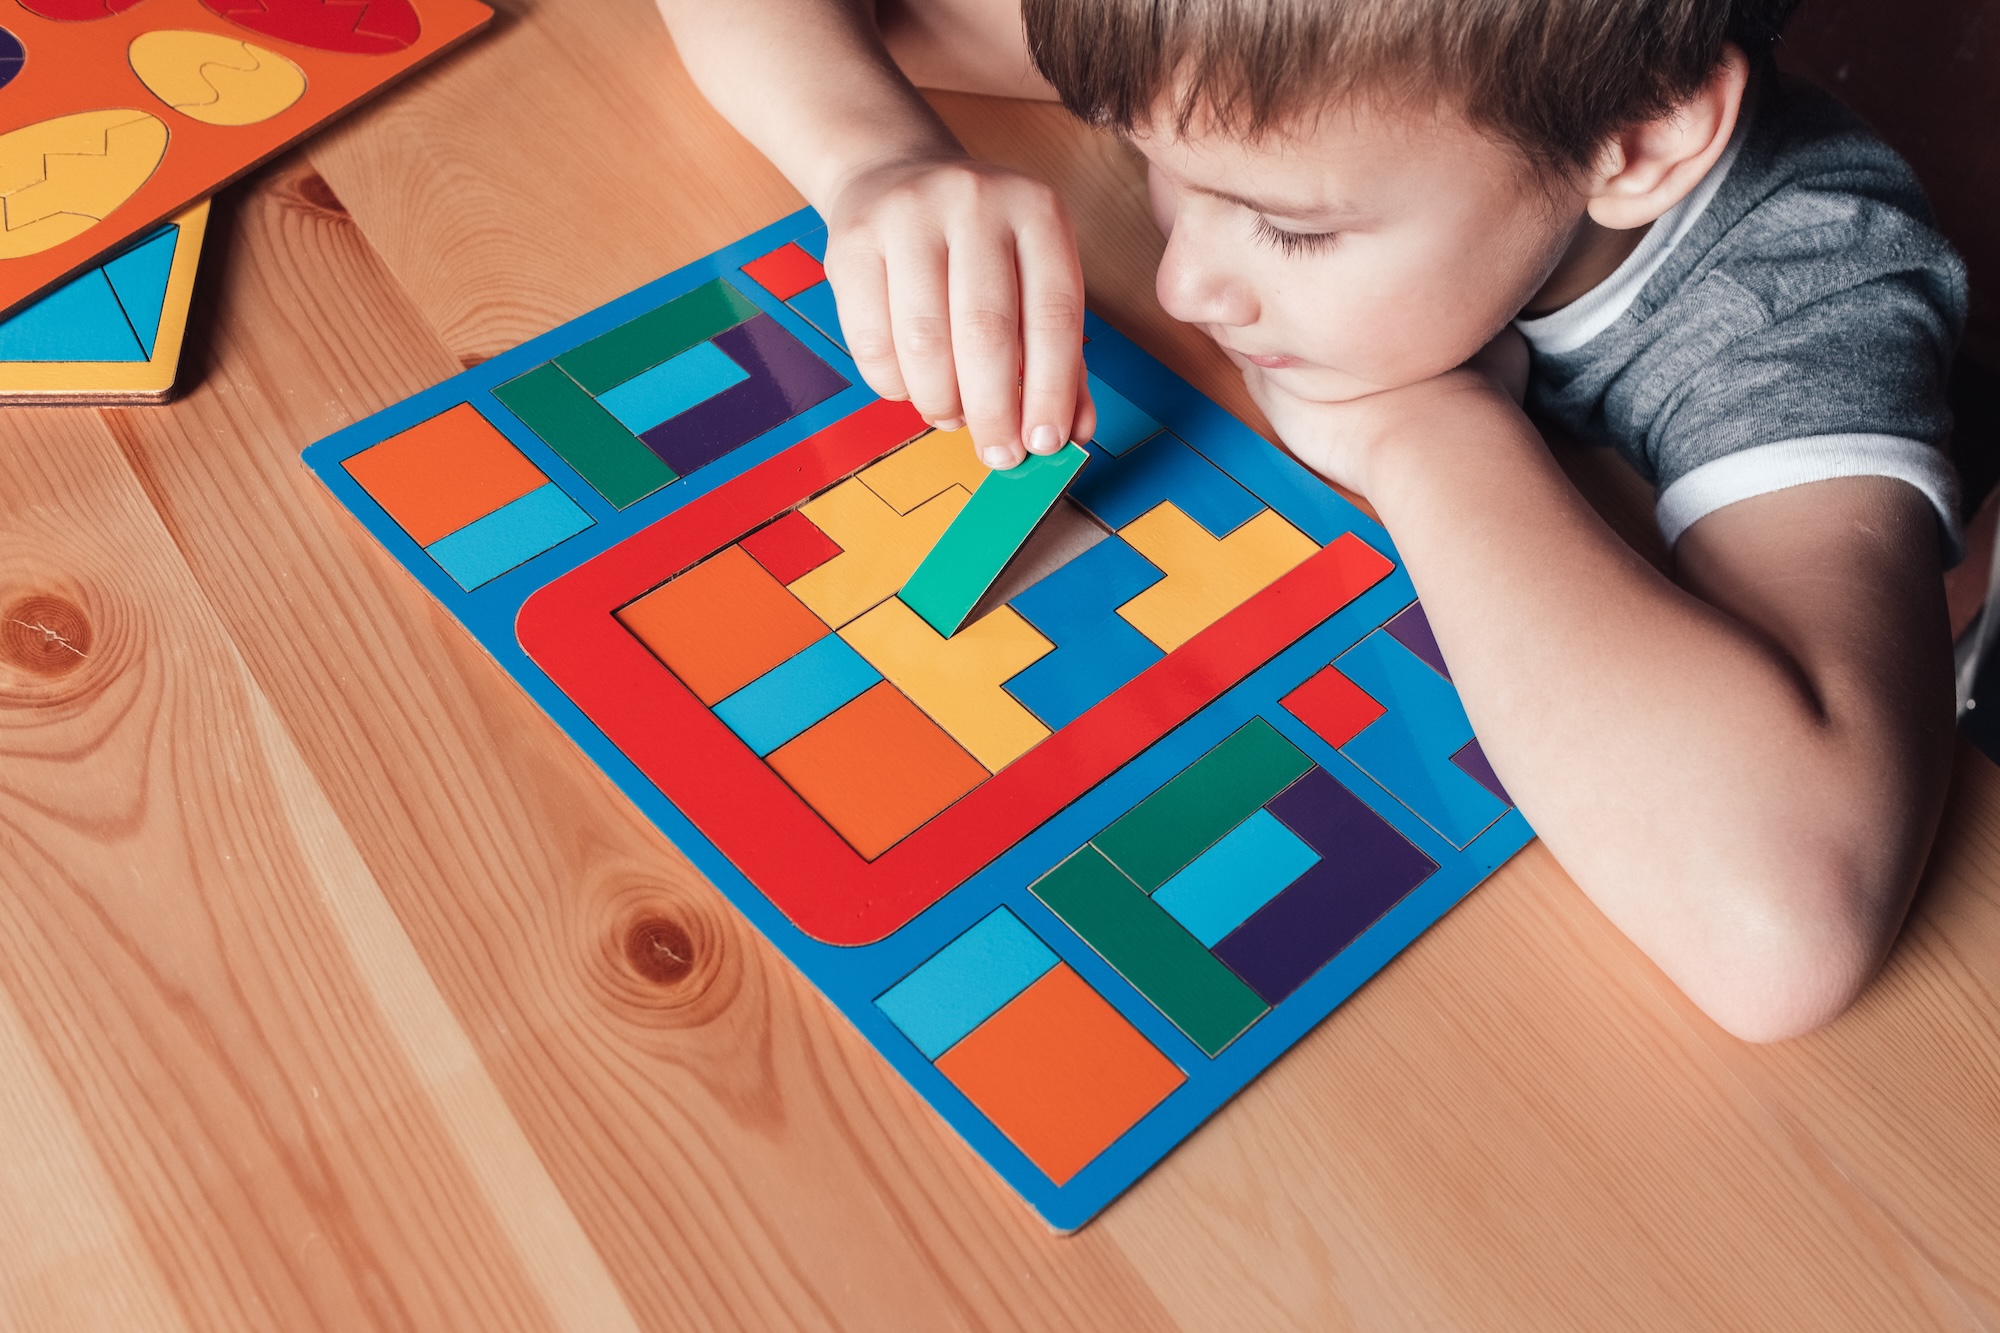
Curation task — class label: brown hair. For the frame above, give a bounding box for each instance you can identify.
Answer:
[1023,0,1800,173]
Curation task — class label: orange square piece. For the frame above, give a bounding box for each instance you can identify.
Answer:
[618,545,829,704]
[767,681,987,859]
[936,964,1183,1185]
[344,403,547,546]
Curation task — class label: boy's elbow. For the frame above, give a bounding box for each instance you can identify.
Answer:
[1673,861,1903,1044]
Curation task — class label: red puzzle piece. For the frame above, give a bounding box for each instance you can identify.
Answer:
[202,0,421,52]
[740,508,841,585]
[1281,664,1386,749]
[16,0,145,18]
[740,243,826,302]
[517,398,1396,945]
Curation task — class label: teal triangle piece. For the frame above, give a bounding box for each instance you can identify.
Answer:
[102,225,181,358]
[0,268,146,362]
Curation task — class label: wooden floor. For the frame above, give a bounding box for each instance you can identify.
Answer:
[4,0,1999,1328]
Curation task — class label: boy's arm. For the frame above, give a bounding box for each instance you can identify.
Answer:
[1253,366,1955,1042]
[656,0,1093,466]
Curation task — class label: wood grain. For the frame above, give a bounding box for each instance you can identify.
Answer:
[2,0,1997,1326]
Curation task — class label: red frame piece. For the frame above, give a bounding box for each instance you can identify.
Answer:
[518,398,1394,945]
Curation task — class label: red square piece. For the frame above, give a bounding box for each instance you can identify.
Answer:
[935,964,1183,1185]
[740,243,827,301]
[1281,665,1385,748]
[740,509,842,585]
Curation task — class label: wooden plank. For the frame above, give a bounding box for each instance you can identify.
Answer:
[0,408,568,1332]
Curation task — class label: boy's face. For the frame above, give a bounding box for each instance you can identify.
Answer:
[1132,97,1587,402]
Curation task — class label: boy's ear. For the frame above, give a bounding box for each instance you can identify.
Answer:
[1584,43,1750,230]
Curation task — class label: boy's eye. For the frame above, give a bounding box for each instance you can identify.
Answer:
[1253,215,1341,257]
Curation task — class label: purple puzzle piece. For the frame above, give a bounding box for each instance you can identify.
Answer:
[1212,768,1438,1005]
[1384,601,1450,681]
[1449,737,1511,806]
[640,314,849,475]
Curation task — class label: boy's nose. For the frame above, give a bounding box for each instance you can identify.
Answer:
[1154,226,1257,331]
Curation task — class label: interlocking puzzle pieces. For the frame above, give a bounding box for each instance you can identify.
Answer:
[0,0,492,318]
[876,908,1184,1186]
[0,199,207,404]
[494,278,849,509]
[1031,718,1437,1054]
[1283,602,1512,848]
[739,232,843,349]
[342,403,592,590]
[901,442,1088,637]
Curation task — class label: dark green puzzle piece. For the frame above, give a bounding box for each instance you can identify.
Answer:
[492,364,677,509]
[555,279,760,395]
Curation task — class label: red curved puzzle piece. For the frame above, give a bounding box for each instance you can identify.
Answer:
[201,0,421,53]
[16,0,146,20]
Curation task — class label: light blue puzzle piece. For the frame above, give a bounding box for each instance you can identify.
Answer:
[875,908,1058,1059]
[1334,630,1509,847]
[713,633,881,755]
[1151,808,1322,946]
[425,484,593,590]
[0,269,146,362]
[596,340,750,435]
[787,281,845,351]
[1087,372,1163,455]
[102,226,180,357]
[796,227,829,261]
[1003,535,1165,728]
[1070,431,1264,539]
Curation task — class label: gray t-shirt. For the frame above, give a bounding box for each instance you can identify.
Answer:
[1516,75,1968,558]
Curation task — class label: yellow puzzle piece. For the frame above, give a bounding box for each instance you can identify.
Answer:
[1116,502,1319,651]
[840,597,1054,771]
[858,424,990,514]
[129,31,308,128]
[789,477,970,629]
[0,110,169,259]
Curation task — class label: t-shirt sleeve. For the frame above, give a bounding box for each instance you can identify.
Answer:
[1646,253,1965,557]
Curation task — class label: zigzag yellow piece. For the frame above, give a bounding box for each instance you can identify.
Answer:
[1116,501,1319,651]
[0,110,169,259]
[129,31,308,128]
[839,597,1054,771]
[789,477,969,629]
[858,424,989,514]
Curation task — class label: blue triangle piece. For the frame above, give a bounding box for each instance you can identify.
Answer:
[102,225,181,358]
[0,268,147,362]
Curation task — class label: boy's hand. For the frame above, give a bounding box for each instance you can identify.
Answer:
[1242,328,1529,497]
[823,154,1096,469]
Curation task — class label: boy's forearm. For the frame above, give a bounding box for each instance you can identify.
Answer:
[1356,386,1950,1036]
[656,0,963,208]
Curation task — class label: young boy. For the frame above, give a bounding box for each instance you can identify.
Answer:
[658,0,1966,1041]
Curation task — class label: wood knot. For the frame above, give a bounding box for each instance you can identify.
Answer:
[1,595,93,677]
[624,915,696,987]
[286,169,351,221]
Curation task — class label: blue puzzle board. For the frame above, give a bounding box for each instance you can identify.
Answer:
[302,208,1534,1231]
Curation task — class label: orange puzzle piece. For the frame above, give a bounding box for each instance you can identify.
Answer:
[766,681,987,859]
[343,403,548,546]
[935,964,1185,1185]
[618,546,830,706]
[0,0,491,318]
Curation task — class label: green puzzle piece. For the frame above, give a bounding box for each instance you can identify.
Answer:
[900,441,1088,636]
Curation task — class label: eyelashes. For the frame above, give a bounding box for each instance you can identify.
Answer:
[1253,215,1341,257]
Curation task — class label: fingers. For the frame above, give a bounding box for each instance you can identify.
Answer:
[1015,210,1086,459]
[883,236,968,435]
[949,229,1026,469]
[823,243,907,406]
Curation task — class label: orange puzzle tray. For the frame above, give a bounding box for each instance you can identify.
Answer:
[0,0,491,319]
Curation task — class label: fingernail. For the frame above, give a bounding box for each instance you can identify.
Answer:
[936,417,965,431]
[980,446,1014,469]
[1028,424,1061,454]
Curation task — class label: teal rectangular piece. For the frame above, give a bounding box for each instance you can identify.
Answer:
[1092,718,1314,892]
[1087,373,1163,455]
[901,441,1088,636]
[1031,845,1267,1056]
[555,279,760,395]
[712,634,880,755]
[493,364,677,509]
[1152,809,1321,946]
[595,340,751,435]
[424,484,593,590]
[875,908,1058,1059]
